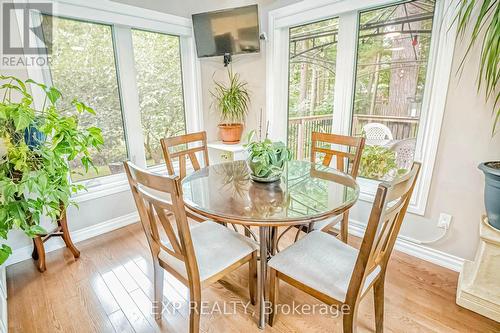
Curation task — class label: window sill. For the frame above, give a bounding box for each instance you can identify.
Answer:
[357,177,380,202]
[73,177,130,203]
[357,176,422,215]
[72,169,131,203]
[71,161,186,203]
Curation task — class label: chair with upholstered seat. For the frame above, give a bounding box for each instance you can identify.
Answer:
[124,161,258,333]
[268,162,421,332]
[306,132,365,242]
[161,131,209,180]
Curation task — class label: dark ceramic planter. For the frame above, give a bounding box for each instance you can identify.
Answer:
[24,122,46,149]
[479,162,500,230]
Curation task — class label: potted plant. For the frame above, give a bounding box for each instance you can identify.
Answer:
[211,68,250,144]
[244,130,291,182]
[479,162,500,229]
[359,145,407,180]
[455,1,499,229]
[0,75,104,264]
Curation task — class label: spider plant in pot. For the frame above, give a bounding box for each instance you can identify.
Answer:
[455,0,500,229]
[211,67,250,144]
[244,130,292,183]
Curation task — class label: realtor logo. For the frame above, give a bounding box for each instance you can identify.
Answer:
[1,2,52,67]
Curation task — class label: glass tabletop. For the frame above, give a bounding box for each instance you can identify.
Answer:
[182,160,359,226]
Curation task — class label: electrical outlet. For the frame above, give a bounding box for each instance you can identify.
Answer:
[437,213,452,229]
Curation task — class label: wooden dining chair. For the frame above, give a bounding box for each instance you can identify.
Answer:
[124,161,258,333]
[307,132,365,242]
[160,131,209,180]
[267,162,420,332]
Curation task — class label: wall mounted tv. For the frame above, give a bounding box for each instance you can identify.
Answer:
[192,5,260,59]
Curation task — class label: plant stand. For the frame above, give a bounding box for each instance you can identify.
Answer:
[31,206,80,272]
[456,215,500,322]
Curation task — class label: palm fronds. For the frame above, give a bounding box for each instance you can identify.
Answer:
[455,0,500,135]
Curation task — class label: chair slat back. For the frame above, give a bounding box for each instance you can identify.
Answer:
[346,162,421,302]
[124,161,200,281]
[311,132,365,178]
[161,131,209,180]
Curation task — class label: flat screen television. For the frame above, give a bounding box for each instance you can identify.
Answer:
[192,5,260,58]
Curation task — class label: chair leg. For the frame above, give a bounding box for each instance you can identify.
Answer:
[342,303,357,333]
[373,278,385,333]
[340,211,349,243]
[153,264,164,320]
[189,286,201,333]
[268,268,279,326]
[249,252,258,305]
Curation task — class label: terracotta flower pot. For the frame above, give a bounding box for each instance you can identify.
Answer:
[218,123,243,144]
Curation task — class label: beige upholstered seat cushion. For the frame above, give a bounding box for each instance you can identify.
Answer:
[159,221,258,282]
[268,231,380,302]
[310,215,342,231]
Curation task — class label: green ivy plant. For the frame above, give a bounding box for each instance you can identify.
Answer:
[244,130,292,179]
[0,75,103,264]
[359,145,405,180]
[211,67,250,125]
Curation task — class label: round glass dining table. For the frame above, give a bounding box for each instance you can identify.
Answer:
[182,160,359,329]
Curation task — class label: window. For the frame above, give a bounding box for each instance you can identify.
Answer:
[41,16,128,181]
[287,18,338,161]
[132,30,186,167]
[351,1,435,180]
[20,1,200,199]
[268,0,456,213]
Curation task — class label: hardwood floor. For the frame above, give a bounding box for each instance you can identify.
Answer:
[7,222,499,332]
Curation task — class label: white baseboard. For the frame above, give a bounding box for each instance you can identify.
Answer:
[348,219,464,272]
[5,212,139,267]
[5,213,464,273]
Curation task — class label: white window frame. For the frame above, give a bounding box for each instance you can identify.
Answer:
[267,0,458,215]
[13,0,203,202]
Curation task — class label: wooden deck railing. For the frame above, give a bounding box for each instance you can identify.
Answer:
[288,114,419,160]
[351,114,419,139]
[288,115,333,160]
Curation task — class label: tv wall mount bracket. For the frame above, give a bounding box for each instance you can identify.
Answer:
[223,53,232,67]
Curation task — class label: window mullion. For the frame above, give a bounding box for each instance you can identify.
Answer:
[112,25,147,168]
[179,36,203,134]
[332,12,358,136]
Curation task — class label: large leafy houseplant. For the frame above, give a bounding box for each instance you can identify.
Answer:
[455,0,499,134]
[244,130,292,182]
[0,75,103,264]
[455,1,500,229]
[211,67,250,144]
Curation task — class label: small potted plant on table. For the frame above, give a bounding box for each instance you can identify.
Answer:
[244,130,291,183]
[211,68,250,144]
